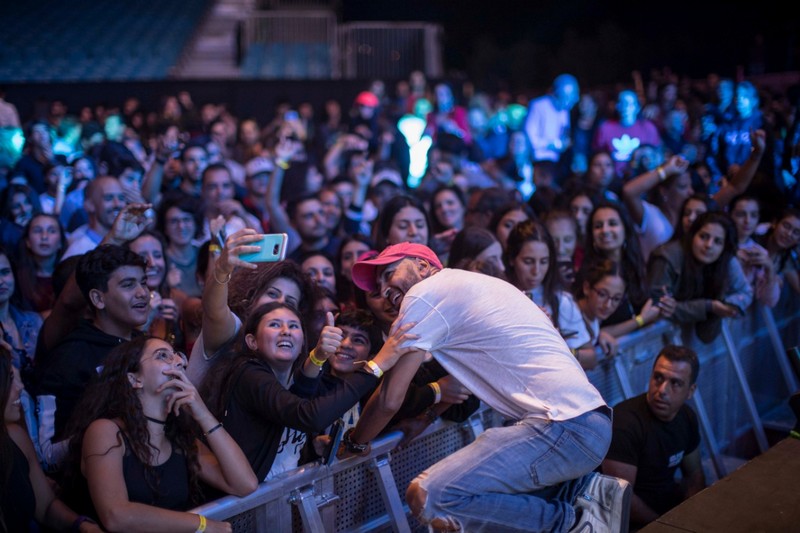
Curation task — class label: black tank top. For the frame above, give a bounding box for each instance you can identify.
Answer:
[1,440,36,532]
[119,430,190,511]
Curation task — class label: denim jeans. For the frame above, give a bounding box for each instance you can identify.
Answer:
[413,407,612,533]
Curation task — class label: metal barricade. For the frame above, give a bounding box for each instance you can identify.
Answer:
[192,299,800,531]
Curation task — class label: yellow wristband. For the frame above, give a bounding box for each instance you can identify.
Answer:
[309,349,326,367]
[276,159,290,169]
[364,360,384,378]
[196,514,207,533]
[429,381,442,404]
[209,244,222,254]
[634,314,645,328]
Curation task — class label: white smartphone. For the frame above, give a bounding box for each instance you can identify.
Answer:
[239,233,288,263]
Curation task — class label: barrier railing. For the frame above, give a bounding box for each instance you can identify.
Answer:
[191,296,800,531]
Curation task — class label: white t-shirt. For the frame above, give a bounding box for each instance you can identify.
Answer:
[397,269,605,421]
[638,200,674,261]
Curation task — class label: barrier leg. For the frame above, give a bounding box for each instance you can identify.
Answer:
[613,356,635,399]
[721,321,770,454]
[290,485,326,533]
[691,390,727,480]
[761,306,800,393]
[369,454,412,533]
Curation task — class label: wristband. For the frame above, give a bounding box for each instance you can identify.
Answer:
[309,349,326,367]
[203,422,223,437]
[196,514,207,533]
[634,314,645,328]
[429,381,442,404]
[276,159,290,170]
[363,360,384,378]
[657,166,667,181]
[342,428,369,454]
[208,244,222,255]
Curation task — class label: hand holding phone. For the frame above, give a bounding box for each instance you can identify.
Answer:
[239,233,288,263]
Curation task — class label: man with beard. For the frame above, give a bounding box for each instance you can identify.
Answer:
[62,176,127,260]
[347,242,631,533]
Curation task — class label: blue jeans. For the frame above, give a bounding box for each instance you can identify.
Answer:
[412,408,612,532]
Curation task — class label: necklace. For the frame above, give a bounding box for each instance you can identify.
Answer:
[145,415,167,425]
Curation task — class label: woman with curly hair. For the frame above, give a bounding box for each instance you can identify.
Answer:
[63,336,256,531]
[186,224,317,386]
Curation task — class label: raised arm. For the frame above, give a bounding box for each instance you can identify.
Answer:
[622,155,689,225]
[602,458,660,526]
[200,222,260,356]
[712,129,766,207]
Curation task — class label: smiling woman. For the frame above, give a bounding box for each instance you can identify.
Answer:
[647,211,753,343]
[200,301,410,481]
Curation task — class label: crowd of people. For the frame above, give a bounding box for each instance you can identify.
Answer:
[1,66,799,532]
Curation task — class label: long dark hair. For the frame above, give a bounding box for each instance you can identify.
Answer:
[202,302,307,421]
[372,194,431,251]
[64,337,203,506]
[430,184,467,234]
[448,226,498,268]
[505,219,562,326]
[227,260,313,320]
[584,201,647,308]
[677,211,738,301]
[17,214,66,312]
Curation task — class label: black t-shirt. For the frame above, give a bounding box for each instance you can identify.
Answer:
[605,393,700,517]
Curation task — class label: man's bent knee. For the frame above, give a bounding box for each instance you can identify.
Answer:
[406,481,461,532]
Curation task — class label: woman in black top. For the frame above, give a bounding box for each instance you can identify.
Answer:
[64,336,257,532]
[1,346,100,533]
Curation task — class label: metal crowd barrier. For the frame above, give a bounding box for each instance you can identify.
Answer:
[191,296,800,531]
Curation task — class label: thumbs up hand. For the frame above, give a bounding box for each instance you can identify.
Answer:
[313,312,343,363]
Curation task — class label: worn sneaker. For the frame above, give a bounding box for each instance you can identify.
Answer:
[569,473,632,533]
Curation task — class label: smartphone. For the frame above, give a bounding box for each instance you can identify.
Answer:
[239,233,288,263]
[323,419,344,465]
[284,110,299,121]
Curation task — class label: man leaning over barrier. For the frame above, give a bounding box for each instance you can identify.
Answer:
[342,242,632,533]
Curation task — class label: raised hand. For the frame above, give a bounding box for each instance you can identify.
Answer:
[157,367,211,419]
[108,203,152,243]
[313,312,343,363]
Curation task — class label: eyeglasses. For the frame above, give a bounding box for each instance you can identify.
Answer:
[143,349,187,368]
[590,286,623,305]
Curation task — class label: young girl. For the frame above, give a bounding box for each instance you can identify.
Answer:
[730,195,780,307]
[126,231,183,347]
[758,208,800,295]
[573,259,662,369]
[64,337,257,531]
[544,209,580,290]
[505,220,587,357]
[448,226,505,275]
[583,201,650,326]
[372,194,431,252]
[648,211,753,343]
[203,302,414,480]
[17,214,66,316]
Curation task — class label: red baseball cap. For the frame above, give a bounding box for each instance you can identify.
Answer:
[355,91,379,108]
[352,243,443,292]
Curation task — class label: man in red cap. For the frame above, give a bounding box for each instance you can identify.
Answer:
[347,242,631,533]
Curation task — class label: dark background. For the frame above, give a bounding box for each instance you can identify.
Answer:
[343,0,799,90]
